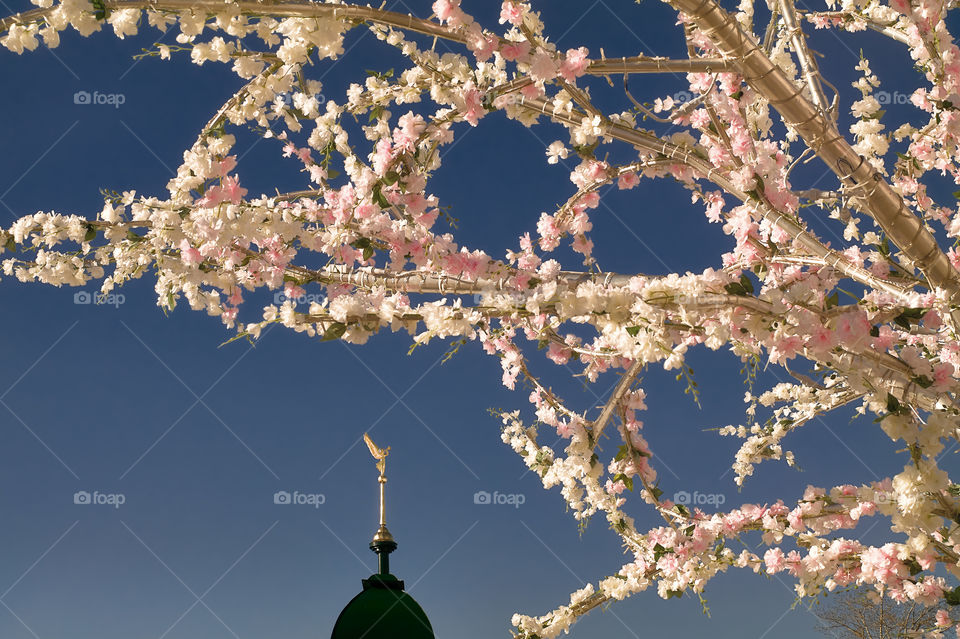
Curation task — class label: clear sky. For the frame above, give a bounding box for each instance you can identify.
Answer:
[0,1,951,638]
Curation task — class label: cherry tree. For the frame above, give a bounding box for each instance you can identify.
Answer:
[3,0,960,636]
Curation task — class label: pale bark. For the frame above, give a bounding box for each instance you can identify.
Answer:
[668,0,960,310]
[584,56,734,75]
[778,0,830,114]
[519,96,917,303]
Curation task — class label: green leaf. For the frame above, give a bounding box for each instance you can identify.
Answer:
[869,325,880,337]
[614,445,629,461]
[365,68,394,79]
[893,307,925,329]
[626,326,641,337]
[945,586,960,606]
[572,140,600,159]
[739,274,754,294]
[724,282,747,296]
[382,171,400,186]
[90,0,107,20]
[914,375,933,389]
[879,236,891,257]
[886,392,901,415]
[653,543,669,562]
[4,236,15,252]
[83,224,97,242]
[321,322,347,341]
[906,559,923,576]
[371,183,390,209]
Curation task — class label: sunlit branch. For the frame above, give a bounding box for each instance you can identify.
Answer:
[669,0,960,320]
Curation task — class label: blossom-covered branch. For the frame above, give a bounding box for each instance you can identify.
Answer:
[3,0,960,636]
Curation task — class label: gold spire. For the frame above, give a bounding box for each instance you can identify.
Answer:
[364,433,394,545]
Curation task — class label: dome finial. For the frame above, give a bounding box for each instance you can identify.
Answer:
[363,433,395,574]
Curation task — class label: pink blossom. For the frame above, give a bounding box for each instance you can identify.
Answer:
[890,0,910,14]
[937,609,951,627]
[466,26,497,61]
[571,234,593,256]
[198,185,223,207]
[860,544,907,587]
[769,335,802,363]
[308,165,327,184]
[872,325,896,352]
[284,283,305,300]
[528,50,557,81]
[500,41,531,62]
[834,311,871,348]
[923,309,942,330]
[372,138,395,176]
[458,81,485,126]
[537,213,561,251]
[499,1,524,25]
[605,478,626,495]
[432,0,463,24]
[558,47,589,82]
[179,239,202,265]
[546,342,571,365]
[394,112,426,150]
[618,172,639,190]
[933,362,955,390]
[519,82,541,100]
[656,553,679,576]
[580,192,600,209]
[221,175,247,204]
[216,156,237,177]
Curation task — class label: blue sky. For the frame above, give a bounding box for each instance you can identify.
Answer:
[0,0,950,637]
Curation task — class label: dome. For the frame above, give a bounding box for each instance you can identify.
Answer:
[330,573,434,639]
[333,434,435,638]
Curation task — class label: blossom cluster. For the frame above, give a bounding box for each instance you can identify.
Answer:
[3,0,960,636]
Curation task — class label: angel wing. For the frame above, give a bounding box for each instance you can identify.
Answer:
[363,433,390,460]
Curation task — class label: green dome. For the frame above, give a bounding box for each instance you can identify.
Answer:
[331,573,434,639]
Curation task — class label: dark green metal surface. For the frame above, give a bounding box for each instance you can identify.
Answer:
[330,573,435,639]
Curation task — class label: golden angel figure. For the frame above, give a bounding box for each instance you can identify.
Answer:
[363,432,390,476]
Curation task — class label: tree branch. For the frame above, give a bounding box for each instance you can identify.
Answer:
[669,0,960,318]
